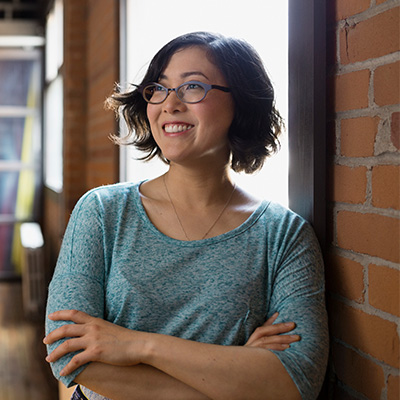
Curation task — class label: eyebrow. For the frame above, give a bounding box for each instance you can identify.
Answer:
[159,71,209,81]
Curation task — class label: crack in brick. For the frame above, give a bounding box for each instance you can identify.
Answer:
[343,19,357,62]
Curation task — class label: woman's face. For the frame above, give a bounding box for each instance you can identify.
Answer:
[146,46,235,168]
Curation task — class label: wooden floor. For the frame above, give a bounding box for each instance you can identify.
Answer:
[0,281,58,400]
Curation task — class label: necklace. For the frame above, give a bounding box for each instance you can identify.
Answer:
[163,174,236,241]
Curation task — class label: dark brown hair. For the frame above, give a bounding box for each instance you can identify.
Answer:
[106,31,283,173]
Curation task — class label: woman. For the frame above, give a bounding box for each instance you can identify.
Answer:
[45,32,328,400]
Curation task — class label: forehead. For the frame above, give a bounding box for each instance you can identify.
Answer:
[160,46,225,83]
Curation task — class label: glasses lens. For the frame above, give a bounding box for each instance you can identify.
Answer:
[177,82,206,103]
[142,84,166,103]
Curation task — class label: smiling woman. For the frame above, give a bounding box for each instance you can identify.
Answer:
[122,0,288,205]
[144,47,235,170]
[45,31,328,400]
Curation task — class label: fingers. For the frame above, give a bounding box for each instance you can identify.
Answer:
[58,347,95,376]
[48,309,92,324]
[246,321,296,345]
[245,313,301,350]
[44,310,96,376]
[44,310,97,345]
[247,333,300,350]
[46,337,100,376]
[44,323,86,345]
[59,353,91,376]
[46,337,85,363]
[263,312,279,326]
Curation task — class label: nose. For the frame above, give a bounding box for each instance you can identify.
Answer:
[162,90,186,113]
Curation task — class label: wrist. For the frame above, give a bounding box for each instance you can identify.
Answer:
[135,331,158,365]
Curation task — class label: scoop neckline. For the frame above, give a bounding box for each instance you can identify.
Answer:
[134,181,270,246]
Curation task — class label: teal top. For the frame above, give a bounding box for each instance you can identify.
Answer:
[46,181,328,399]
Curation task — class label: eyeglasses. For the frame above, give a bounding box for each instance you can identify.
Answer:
[140,80,231,104]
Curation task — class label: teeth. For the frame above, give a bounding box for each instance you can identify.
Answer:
[164,124,193,133]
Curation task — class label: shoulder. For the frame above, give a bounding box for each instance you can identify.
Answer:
[66,182,143,230]
[261,201,309,232]
[74,181,141,211]
[258,201,320,252]
[80,181,140,202]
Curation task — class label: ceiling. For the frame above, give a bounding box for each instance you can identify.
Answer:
[0,0,49,37]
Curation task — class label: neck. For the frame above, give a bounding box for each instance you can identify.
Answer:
[164,162,234,209]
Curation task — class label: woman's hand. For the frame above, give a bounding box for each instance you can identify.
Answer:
[245,312,300,350]
[44,310,146,376]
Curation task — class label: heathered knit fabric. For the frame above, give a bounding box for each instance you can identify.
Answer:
[46,181,328,400]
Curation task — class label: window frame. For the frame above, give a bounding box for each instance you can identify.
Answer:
[43,0,64,193]
[288,0,326,249]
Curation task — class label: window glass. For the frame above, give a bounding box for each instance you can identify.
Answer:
[0,171,19,215]
[0,59,34,106]
[44,0,64,192]
[0,50,41,277]
[44,76,63,192]
[123,0,288,205]
[0,118,25,161]
[45,0,63,82]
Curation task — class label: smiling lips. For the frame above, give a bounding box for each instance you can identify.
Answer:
[163,123,194,134]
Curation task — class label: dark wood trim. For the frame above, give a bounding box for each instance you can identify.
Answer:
[288,0,326,249]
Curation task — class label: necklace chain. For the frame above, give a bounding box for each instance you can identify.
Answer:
[163,174,236,241]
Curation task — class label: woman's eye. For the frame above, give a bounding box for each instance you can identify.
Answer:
[154,85,165,92]
[186,83,201,90]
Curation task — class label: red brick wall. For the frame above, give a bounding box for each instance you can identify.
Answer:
[43,0,119,268]
[63,0,88,220]
[86,0,119,189]
[326,1,399,399]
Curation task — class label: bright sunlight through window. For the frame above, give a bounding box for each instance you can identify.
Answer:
[122,0,288,206]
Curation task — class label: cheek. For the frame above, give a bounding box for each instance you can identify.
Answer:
[209,102,234,133]
[146,104,159,128]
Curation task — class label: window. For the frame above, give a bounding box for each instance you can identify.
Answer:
[44,0,64,192]
[0,48,42,277]
[119,0,327,245]
[120,0,288,206]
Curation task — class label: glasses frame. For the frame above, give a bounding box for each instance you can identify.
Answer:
[140,80,231,104]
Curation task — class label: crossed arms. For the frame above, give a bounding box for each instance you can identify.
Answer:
[44,310,302,400]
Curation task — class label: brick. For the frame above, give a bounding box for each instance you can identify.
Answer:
[328,299,400,367]
[372,165,400,210]
[335,70,370,112]
[332,165,367,203]
[392,112,400,150]
[336,0,370,20]
[369,264,400,316]
[341,116,379,157]
[376,0,389,4]
[388,374,400,400]
[374,61,400,107]
[337,211,400,263]
[332,342,385,400]
[340,7,400,64]
[326,253,365,302]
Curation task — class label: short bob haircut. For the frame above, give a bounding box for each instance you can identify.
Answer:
[106,31,283,174]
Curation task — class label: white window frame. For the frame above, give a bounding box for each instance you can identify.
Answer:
[44,0,64,193]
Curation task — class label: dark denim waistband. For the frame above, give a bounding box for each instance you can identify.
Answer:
[71,385,89,400]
